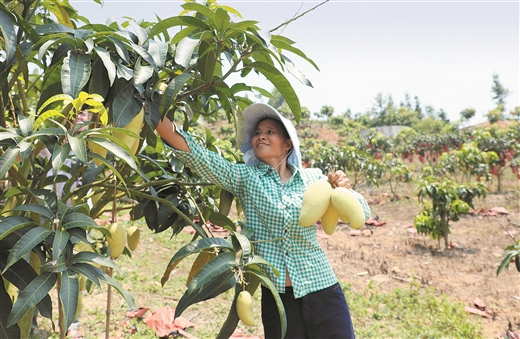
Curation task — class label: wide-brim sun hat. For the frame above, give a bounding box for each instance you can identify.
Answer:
[240,103,302,168]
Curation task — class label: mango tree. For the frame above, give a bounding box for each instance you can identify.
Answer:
[414,175,487,249]
[1,0,317,337]
[380,153,413,200]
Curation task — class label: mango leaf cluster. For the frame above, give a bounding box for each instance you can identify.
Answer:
[161,227,287,339]
[1,0,317,336]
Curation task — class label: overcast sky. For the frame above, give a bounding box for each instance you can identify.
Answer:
[71,0,519,125]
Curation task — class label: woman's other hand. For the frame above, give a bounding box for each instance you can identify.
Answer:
[327,170,351,189]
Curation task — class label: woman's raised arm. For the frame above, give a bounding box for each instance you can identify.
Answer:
[155,117,191,152]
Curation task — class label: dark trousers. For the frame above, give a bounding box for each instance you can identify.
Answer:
[261,283,356,339]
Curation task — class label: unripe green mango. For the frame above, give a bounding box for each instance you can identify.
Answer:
[299,180,332,226]
[331,187,365,230]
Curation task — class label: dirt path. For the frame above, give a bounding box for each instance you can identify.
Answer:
[319,188,520,338]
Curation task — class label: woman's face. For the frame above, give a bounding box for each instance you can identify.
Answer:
[252,119,292,165]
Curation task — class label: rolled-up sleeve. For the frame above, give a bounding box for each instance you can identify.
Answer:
[351,189,371,221]
[163,126,243,195]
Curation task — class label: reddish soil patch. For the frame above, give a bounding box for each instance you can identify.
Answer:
[318,185,520,338]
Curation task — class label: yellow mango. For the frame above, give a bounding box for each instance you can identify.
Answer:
[78,275,87,291]
[74,292,83,322]
[299,179,332,226]
[331,187,365,230]
[321,201,340,235]
[106,222,126,259]
[87,141,107,166]
[126,226,140,251]
[236,290,255,326]
[113,106,144,155]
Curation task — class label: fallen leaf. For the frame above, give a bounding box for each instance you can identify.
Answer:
[143,307,194,337]
[126,307,149,319]
[490,207,509,215]
[473,298,486,310]
[357,271,369,276]
[465,306,488,318]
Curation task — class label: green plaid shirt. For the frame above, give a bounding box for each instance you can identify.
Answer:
[170,128,371,298]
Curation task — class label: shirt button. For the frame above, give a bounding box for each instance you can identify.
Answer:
[284,229,288,233]
[285,251,288,256]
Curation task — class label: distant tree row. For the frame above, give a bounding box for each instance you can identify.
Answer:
[267,73,519,134]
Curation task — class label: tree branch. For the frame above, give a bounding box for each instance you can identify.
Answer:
[270,0,330,33]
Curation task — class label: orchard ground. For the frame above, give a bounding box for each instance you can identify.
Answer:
[31,171,519,339]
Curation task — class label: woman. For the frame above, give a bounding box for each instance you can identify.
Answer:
[156,103,370,339]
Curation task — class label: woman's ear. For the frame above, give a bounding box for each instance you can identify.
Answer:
[285,139,293,151]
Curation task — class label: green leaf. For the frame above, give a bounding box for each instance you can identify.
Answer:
[108,36,130,63]
[98,270,136,310]
[10,204,54,223]
[61,50,91,98]
[214,8,231,32]
[218,189,234,216]
[148,16,209,40]
[68,134,88,164]
[4,227,52,272]
[131,43,156,69]
[0,147,20,179]
[249,269,287,339]
[60,271,79,330]
[161,237,233,286]
[175,254,236,318]
[247,61,301,123]
[208,211,235,230]
[86,136,138,171]
[8,272,58,327]
[52,230,70,261]
[0,276,21,339]
[0,217,38,241]
[128,21,148,45]
[147,41,168,69]
[180,3,214,20]
[0,252,53,319]
[215,284,240,339]
[69,263,102,289]
[186,251,237,292]
[159,73,193,115]
[18,115,34,137]
[283,55,312,87]
[111,80,143,128]
[72,251,119,271]
[134,59,154,85]
[247,255,279,277]
[94,46,116,86]
[0,7,16,63]
[175,36,200,69]
[271,35,319,71]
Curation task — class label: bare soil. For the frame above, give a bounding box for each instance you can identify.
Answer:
[319,182,520,339]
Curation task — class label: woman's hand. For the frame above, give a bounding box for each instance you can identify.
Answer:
[328,170,351,189]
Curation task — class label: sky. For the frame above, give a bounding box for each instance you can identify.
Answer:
[70,0,520,125]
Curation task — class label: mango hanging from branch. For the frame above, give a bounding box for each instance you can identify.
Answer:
[112,106,145,155]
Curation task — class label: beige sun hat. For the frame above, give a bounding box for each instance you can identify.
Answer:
[240,103,302,168]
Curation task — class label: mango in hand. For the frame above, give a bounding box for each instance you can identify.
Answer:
[299,180,332,226]
[330,187,365,230]
[321,202,340,235]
